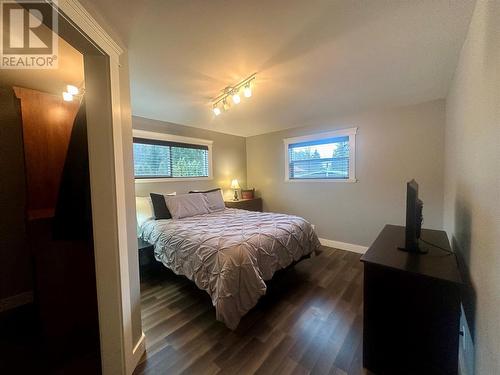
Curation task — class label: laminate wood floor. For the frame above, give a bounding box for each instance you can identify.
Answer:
[134,247,372,375]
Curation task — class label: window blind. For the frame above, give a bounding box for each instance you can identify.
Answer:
[288,136,349,179]
[133,137,209,178]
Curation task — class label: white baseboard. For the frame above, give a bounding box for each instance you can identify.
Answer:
[319,238,368,254]
[130,332,146,372]
[0,291,33,313]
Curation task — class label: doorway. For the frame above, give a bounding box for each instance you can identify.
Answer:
[0,8,100,373]
[0,1,140,374]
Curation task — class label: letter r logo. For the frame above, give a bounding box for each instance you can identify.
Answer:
[1,1,54,55]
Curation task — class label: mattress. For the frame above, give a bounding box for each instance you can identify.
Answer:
[139,208,321,329]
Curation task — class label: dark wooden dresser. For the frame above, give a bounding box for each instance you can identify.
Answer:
[361,224,462,375]
[225,197,262,212]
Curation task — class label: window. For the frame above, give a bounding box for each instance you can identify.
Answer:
[284,128,357,182]
[133,130,212,181]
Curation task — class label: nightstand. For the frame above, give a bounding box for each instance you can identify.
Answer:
[138,238,155,276]
[225,197,263,212]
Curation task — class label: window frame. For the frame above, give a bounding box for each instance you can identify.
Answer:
[133,129,213,183]
[283,127,357,183]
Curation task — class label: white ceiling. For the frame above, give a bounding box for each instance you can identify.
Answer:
[82,0,475,137]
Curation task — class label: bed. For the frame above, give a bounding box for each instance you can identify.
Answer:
[139,207,320,329]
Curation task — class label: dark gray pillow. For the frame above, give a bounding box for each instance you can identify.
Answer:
[150,192,176,219]
[189,188,221,194]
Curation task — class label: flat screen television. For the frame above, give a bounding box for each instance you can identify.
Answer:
[399,179,426,253]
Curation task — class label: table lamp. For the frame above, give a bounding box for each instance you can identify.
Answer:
[231,179,240,201]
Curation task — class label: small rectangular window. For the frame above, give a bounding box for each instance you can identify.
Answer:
[133,131,212,181]
[284,128,357,182]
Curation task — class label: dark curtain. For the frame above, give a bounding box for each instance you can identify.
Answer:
[53,100,92,241]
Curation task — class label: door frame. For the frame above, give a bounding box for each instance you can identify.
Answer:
[54,1,144,374]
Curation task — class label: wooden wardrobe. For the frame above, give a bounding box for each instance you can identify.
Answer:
[0,86,100,372]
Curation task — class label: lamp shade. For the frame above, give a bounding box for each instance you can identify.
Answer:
[230,179,240,189]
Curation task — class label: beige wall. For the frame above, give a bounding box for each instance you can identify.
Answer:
[444,1,500,374]
[133,116,247,199]
[247,100,446,247]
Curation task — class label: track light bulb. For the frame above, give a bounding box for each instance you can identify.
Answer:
[223,100,230,111]
[232,93,241,104]
[244,84,252,98]
[63,92,73,101]
[213,106,221,116]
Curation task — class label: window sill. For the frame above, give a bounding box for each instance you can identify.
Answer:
[284,178,357,183]
[135,177,213,183]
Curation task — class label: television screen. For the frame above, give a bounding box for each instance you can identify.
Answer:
[401,179,425,253]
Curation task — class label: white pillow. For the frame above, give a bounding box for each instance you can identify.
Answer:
[165,193,210,219]
[135,196,154,235]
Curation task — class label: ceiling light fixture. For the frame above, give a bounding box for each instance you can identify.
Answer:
[243,83,252,98]
[62,92,74,101]
[232,92,241,104]
[62,83,85,102]
[211,73,256,116]
[66,84,79,95]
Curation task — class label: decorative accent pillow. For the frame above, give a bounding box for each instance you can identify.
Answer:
[150,192,176,220]
[165,193,210,219]
[189,188,225,212]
